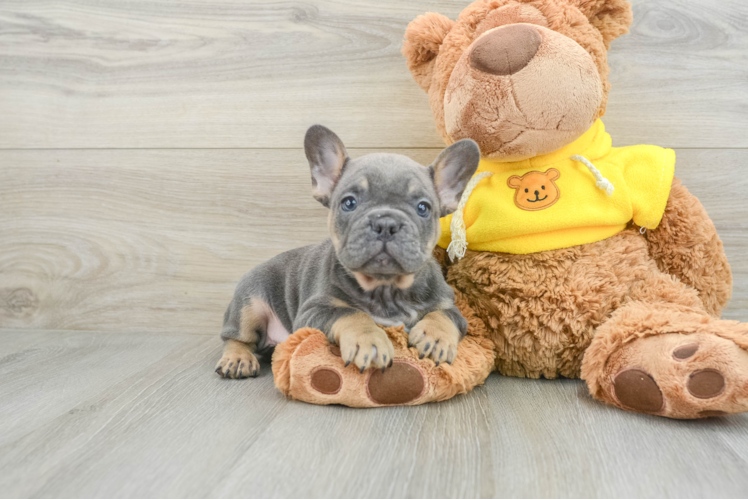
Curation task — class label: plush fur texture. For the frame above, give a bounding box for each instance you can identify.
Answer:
[273,0,747,414]
[272,325,495,407]
[582,304,748,418]
[402,0,748,418]
[403,0,626,159]
[643,179,733,316]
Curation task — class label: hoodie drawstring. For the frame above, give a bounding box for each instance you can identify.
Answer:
[570,155,615,196]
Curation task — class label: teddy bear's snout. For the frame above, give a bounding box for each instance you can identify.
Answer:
[469,24,541,76]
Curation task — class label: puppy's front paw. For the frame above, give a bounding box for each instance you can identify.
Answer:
[409,312,461,366]
[338,326,395,373]
[215,345,260,379]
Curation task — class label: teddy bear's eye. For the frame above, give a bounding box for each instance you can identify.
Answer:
[542,185,545,190]
[524,188,529,193]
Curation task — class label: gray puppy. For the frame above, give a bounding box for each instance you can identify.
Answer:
[216,125,480,378]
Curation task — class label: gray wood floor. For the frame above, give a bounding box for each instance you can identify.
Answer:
[1,329,748,498]
[1,0,748,497]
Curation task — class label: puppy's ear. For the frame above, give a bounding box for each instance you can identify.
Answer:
[430,139,481,217]
[304,125,349,207]
[402,12,455,91]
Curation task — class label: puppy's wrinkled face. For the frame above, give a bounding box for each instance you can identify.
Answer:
[331,155,438,278]
[304,125,480,290]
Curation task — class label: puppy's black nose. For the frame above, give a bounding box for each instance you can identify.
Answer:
[372,217,401,241]
[534,190,540,196]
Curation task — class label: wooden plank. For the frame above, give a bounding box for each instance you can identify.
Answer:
[0,148,331,334]
[674,149,748,321]
[1,148,746,333]
[479,377,748,498]
[0,330,285,497]
[0,329,747,498]
[606,0,748,148]
[0,0,745,149]
[0,330,213,449]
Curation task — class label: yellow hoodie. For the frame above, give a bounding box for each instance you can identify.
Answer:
[439,120,675,255]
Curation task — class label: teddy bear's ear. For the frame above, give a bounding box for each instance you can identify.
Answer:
[576,0,633,48]
[402,12,455,91]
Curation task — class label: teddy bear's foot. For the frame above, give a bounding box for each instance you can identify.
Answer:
[271,326,494,407]
[608,333,748,418]
[583,308,748,418]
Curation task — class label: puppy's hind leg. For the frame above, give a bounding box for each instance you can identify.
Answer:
[216,297,267,379]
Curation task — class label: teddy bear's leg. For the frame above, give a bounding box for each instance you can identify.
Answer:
[644,178,732,316]
[581,272,748,418]
[272,323,495,407]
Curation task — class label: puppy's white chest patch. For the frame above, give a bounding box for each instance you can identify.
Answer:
[266,310,291,346]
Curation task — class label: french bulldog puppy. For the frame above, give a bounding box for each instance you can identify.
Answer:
[215,125,480,378]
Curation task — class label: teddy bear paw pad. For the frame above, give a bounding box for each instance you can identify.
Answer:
[366,362,425,405]
[672,343,699,360]
[310,368,342,395]
[613,368,664,413]
[687,369,725,399]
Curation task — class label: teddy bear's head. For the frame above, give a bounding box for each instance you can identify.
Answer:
[403,0,632,161]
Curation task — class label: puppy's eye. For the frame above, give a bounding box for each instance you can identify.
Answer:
[416,201,431,218]
[524,188,529,193]
[541,185,545,190]
[341,196,357,212]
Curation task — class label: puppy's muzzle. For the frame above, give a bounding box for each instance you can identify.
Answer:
[371,215,403,242]
[338,208,425,275]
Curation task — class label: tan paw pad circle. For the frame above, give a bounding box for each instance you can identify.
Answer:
[687,369,725,399]
[367,362,425,405]
[613,368,664,413]
[310,368,342,395]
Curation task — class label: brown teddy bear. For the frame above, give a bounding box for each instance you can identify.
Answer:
[396,0,748,418]
[272,0,748,416]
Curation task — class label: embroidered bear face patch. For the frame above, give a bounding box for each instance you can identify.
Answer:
[507,168,561,211]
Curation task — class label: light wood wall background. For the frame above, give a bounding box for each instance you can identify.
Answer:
[1,0,747,335]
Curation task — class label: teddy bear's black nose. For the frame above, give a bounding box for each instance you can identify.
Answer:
[469,24,541,76]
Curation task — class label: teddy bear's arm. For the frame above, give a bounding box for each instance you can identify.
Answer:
[432,245,449,278]
[643,177,732,316]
